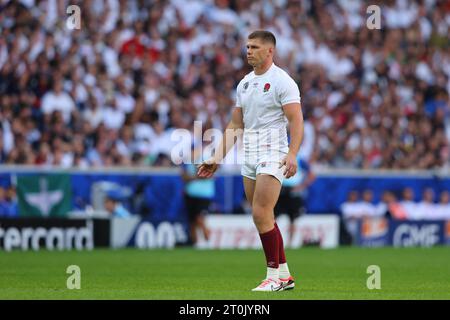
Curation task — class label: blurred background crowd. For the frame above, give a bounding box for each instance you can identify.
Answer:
[340,186,450,242]
[341,187,450,220]
[0,0,450,170]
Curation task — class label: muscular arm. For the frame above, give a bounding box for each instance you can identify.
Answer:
[197,107,244,178]
[280,102,304,178]
[283,102,304,156]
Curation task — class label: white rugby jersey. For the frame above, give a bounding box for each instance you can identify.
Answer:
[235,63,301,159]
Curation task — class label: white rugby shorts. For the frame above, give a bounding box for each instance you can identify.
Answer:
[241,152,286,185]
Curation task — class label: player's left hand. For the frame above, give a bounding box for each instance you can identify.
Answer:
[279,153,297,178]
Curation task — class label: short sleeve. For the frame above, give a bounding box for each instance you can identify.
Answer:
[278,76,301,106]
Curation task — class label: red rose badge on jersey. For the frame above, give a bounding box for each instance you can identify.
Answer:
[263,83,270,92]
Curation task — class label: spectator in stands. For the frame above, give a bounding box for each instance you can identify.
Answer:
[416,188,436,220]
[82,94,105,130]
[400,187,418,220]
[116,125,136,159]
[379,190,407,219]
[376,190,391,217]
[358,189,379,217]
[40,79,77,125]
[102,98,126,131]
[341,190,359,216]
[436,190,450,220]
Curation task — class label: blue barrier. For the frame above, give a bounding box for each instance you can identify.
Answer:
[2,169,450,218]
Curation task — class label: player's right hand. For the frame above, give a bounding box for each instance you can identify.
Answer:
[197,158,219,178]
[279,153,297,178]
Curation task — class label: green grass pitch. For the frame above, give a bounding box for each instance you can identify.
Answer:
[1,247,449,300]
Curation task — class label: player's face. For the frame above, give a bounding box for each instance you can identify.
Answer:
[246,39,272,67]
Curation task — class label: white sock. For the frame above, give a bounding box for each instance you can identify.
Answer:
[279,263,291,279]
[266,267,279,281]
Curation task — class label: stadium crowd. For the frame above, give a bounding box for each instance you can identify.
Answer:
[0,0,450,170]
[341,187,450,220]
